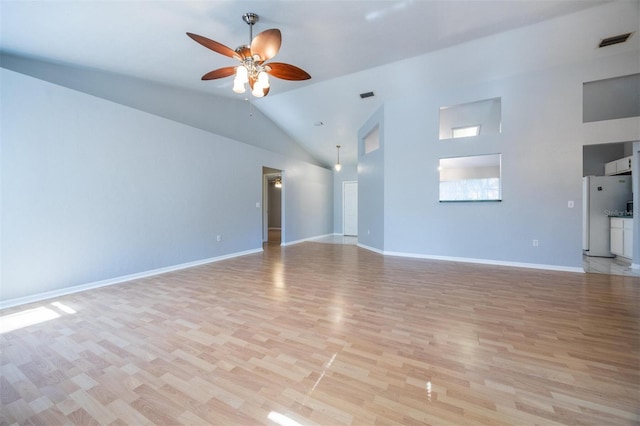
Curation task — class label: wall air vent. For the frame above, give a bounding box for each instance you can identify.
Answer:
[599,32,633,48]
[359,91,375,99]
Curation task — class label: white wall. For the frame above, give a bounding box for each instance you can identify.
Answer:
[1,69,333,303]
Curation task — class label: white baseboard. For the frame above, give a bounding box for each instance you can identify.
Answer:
[281,233,335,247]
[358,246,584,273]
[357,242,384,255]
[2,243,585,311]
[0,248,264,310]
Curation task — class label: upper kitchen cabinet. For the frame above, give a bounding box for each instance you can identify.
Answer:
[605,156,632,175]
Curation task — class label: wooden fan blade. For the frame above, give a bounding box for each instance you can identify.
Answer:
[250,29,281,62]
[266,62,311,81]
[186,32,241,60]
[202,66,237,80]
[236,45,251,60]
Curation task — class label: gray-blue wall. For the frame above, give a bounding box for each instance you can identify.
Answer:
[357,107,385,251]
[0,53,321,167]
[1,68,333,303]
[357,51,639,269]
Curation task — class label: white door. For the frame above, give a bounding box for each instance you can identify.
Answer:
[343,181,358,236]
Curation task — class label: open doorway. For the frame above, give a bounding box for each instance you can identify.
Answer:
[263,167,283,245]
[582,141,638,276]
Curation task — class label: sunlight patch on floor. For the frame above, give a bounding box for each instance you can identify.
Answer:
[0,301,77,334]
[267,411,305,426]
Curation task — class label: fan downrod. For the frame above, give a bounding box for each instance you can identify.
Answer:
[242,13,258,26]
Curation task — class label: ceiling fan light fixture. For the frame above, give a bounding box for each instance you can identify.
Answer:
[187,12,310,98]
[258,71,270,88]
[233,76,246,93]
[233,65,249,93]
[233,81,246,94]
[236,65,249,83]
[252,85,265,98]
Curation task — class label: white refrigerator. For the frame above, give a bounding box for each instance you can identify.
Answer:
[583,175,632,257]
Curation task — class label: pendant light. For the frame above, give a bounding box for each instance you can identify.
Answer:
[334,145,342,171]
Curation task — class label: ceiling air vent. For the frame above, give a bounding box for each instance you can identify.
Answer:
[360,91,375,99]
[599,32,633,48]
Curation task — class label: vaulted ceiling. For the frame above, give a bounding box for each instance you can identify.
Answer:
[2,0,632,167]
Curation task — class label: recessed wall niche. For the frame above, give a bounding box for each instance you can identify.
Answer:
[439,97,502,140]
[583,73,640,123]
[363,125,380,154]
[439,153,502,202]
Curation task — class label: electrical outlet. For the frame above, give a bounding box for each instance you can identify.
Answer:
[568,200,574,208]
[217,235,222,242]
[533,239,539,247]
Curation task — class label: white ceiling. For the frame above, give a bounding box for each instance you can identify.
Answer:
[1,0,628,167]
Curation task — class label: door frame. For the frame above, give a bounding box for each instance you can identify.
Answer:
[263,171,284,243]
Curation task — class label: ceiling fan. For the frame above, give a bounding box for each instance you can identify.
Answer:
[186,12,311,98]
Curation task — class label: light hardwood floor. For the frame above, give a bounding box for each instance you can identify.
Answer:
[1,242,639,425]
[267,229,281,246]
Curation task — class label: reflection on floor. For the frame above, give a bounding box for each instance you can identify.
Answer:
[287,234,638,277]
[267,228,281,246]
[583,255,640,277]
[3,241,638,425]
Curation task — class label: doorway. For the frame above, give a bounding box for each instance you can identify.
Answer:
[263,167,283,245]
[343,181,358,236]
[582,141,637,275]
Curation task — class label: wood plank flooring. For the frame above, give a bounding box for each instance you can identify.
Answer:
[1,242,639,425]
[267,229,281,246]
